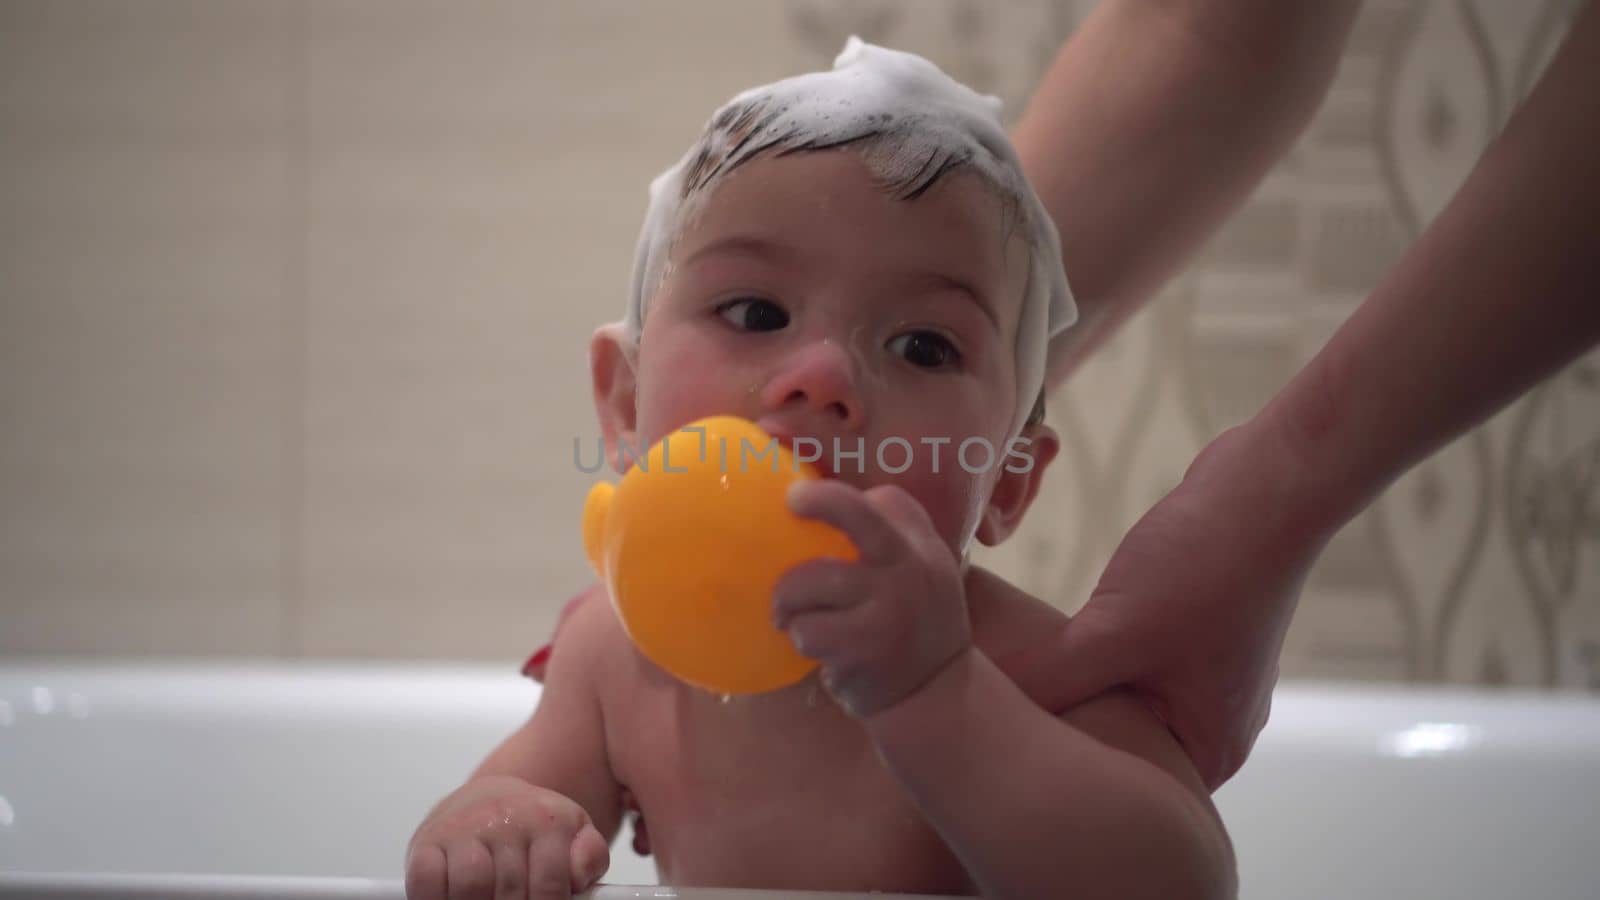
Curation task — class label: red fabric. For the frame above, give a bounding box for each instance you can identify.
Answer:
[519,644,552,680]
[520,592,587,683]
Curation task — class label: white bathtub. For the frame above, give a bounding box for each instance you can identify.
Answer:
[1,661,1596,899]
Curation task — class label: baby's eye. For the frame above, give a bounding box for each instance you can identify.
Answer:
[717,297,789,332]
[889,330,962,369]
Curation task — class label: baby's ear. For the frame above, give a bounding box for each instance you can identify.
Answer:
[975,421,1060,546]
[590,324,640,474]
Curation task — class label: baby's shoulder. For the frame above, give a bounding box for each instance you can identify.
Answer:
[528,583,630,686]
[964,564,1069,650]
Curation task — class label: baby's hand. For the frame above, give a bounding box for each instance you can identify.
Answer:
[774,479,970,717]
[405,774,609,900]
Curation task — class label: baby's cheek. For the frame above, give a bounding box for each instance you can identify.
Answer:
[635,335,752,434]
[891,463,987,555]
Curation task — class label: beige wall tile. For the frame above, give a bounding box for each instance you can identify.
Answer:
[1,595,282,659]
[295,598,558,663]
[1,2,296,654]
[293,1,797,653]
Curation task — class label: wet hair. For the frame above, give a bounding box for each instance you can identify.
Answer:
[678,98,1026,223]
[614,37,1074,441]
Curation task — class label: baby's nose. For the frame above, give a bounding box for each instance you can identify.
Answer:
[759,339,863,428]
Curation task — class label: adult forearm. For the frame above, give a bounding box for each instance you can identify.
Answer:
[1259,0,1600,534]
[864,650,1233,900]
[1014,0,1360,387]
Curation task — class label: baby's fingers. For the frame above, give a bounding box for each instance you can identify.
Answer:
[787,479,901,562]
[569,823,610,892]
[404,843,447,900]
[772,558,865,630]
[782,598,879,662]
[444,838,496,900]
[490,839,530,900]
[527,829,575,900]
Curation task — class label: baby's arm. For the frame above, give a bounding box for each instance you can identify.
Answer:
[467,588,622,829]
[778,480,1235,898]
[406,587,623,900]
[863,649,1237,900]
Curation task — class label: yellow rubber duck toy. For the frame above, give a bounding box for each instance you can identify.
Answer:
[582,415,858,695]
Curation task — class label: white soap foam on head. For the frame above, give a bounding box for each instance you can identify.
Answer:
[604,36,1077,444]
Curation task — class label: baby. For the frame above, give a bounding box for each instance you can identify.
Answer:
[407,39,1235,900]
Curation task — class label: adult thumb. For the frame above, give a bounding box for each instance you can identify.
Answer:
[1000,605,1138,716]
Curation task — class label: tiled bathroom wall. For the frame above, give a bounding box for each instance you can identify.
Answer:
[2,0,1595,691]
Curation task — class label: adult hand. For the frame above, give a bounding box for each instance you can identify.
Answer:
[1003,417,1338,790]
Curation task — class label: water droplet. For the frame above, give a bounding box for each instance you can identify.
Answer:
[719,693,732,705]
[31,686,54,715]
[806,683,820,708]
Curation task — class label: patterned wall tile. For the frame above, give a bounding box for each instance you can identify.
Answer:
[1506,351,1600,685]
[1306,203,1407,294]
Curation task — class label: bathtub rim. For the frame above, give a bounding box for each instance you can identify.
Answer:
[0,871,965,900]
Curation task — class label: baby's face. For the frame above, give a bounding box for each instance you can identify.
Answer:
[599,149,1051,555]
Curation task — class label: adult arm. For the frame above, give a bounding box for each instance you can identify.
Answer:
[1008,0,1600,789]
[1012,0,1362,386]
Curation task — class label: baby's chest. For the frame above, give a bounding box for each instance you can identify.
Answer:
[605,679,972,892]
